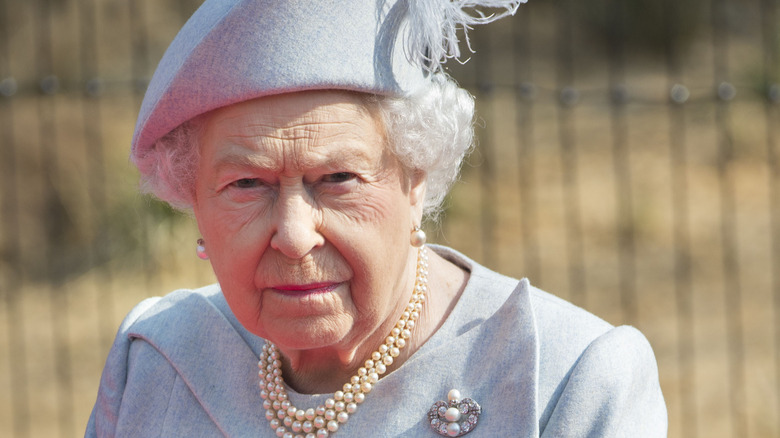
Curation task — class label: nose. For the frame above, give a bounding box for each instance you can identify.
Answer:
[269,188,325,259]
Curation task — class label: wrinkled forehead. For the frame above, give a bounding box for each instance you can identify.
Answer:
[197,91,388,168]
[200,91,382,143]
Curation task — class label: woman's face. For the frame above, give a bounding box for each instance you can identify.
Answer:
[193,90,425,352]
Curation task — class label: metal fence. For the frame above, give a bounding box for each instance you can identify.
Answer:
[1,0,779,437]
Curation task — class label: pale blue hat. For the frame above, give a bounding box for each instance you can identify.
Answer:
[131,0,523,159]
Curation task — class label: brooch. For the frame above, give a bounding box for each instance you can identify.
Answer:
[427,389,481,437]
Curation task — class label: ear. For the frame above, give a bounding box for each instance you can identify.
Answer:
[408,170,427,222]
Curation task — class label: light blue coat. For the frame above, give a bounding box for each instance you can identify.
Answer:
[86,246,667,437]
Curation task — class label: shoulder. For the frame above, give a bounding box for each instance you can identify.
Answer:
[107,284,255,349]
[403,247,667,435]
[541,325,668,436]
[87,284,257,437]
[115,283,263,373]
[436,243,613,346]
[529,285,614,366]
[564,324,661,394]
[525,285,666,435]
[119,284,225,330]
[435,245,666,435]
[523,287,666,436]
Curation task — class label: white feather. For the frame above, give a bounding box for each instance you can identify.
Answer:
[404,0,526,73]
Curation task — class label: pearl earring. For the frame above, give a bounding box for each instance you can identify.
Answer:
[196,238,209,260]
[411,226,426,248]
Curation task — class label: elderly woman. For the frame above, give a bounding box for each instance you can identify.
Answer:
[87,0,666,437]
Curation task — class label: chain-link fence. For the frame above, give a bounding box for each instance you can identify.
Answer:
[1,0,779,436]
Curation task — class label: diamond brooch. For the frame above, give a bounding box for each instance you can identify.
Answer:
[427,389,481,437]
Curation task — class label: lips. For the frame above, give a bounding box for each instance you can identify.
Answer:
[271,282,341,296]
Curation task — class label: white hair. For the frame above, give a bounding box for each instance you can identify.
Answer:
[132,73,475,221]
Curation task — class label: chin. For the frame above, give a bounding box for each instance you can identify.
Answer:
[265,317,352,351]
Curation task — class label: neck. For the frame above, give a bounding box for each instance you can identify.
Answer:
[279,349,365,393]
[274,248,467,394]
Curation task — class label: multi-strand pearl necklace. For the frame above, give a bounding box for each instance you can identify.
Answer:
[258,246,429,438]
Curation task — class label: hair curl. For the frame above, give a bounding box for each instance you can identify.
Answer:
[132,73,475,221]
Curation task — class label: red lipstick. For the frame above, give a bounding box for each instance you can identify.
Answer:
[271,282,340,296]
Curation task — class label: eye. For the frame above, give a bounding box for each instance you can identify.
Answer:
[232,178,261,189]
[322,172,357,183]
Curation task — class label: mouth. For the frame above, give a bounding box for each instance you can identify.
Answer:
[270,282,341,296]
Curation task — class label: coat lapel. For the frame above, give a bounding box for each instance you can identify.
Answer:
[128,290,268,435]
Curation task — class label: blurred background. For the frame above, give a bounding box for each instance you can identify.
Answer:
[0,0,779,436]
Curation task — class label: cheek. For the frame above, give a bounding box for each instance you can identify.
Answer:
[320,186,412,272]
[196,202,272,296]
[201,214,272,335]
[322,187,414,305]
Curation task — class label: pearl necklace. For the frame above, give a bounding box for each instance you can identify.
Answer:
[258,246,429,438]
